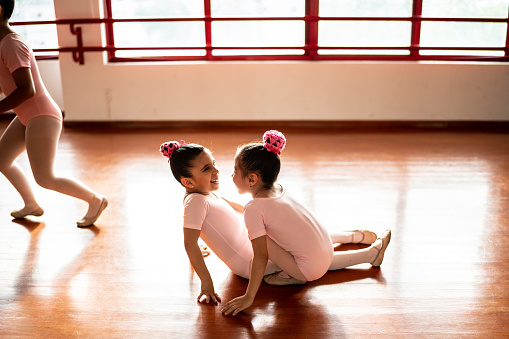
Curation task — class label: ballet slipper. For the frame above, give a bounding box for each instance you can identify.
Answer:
[371,229,392,267]
[347,229,378,244]
[11,206,44,219]
[77,196,108,227]
[263,272,307,286]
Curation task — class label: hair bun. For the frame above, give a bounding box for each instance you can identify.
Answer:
[263,130,286,155]
[160,140,187,161]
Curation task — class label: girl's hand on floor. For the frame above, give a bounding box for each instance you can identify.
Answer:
[221,295,254,316]
[198,281,221,303]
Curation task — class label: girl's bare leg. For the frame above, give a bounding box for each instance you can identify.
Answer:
[25,116,105,220]
[0,117,42,215]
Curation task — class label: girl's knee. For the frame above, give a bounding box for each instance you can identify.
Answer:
[33,173,56,189]
[0,160,14,173]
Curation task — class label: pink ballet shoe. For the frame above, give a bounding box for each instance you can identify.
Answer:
[371,229,392,267]
[347,229,378,244]
[263,272,307,286]
[11,207,44,219]
[77,197,108,227]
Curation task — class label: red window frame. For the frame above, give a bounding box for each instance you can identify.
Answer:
[104,0,509,62]
[10,0,509,63]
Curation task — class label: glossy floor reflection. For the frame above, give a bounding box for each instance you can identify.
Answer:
[1,122,508,337]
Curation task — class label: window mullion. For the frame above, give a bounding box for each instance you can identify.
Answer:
[204,0,212,60]
[506,4,509,60]
[410,0,423,59]
[305,0,319,60]
[104,0,116,62]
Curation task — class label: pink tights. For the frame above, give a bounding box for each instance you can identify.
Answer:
[265,231,379,282]
[0,116,98,215]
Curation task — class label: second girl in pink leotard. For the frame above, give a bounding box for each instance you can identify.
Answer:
[221,130,391,316]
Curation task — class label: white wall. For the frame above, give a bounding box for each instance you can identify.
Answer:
[47,0,509,122]
[38,60,64,110]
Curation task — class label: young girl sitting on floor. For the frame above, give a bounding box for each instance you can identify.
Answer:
[160,141,281,303]
[221,130,391,316]
[160,140,385,305]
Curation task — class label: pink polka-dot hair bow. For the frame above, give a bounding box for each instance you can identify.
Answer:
[263,130,286,155]
[160,140,188,162]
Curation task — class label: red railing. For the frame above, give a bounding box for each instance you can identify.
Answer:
[10,0,509,64]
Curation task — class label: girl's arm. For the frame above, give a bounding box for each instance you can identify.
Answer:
[0,67,35,113]
[222,197,244,214]
[183,228,221,303]
[221,235,268,316]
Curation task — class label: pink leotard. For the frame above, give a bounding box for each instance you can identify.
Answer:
[244,186,334,281]
[183,193,254,279]
[0,33,62,126]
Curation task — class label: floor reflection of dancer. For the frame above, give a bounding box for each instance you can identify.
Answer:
[0,0,107,227]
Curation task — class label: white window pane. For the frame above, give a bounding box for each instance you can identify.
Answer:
[319,0,413,17]
[111,0,204,19]
[115,50,206,58]
[12,24,58,50]
[212,21,304,47]
[420,22,507,47]
[113,22,205,47]
[319,49,410,56]
[11,0,57,56]
[211,0,305,17]
[213,49,304,56]
[12,0,55,21]
[319,21,412,47]
[419,50,505,57]
[422,0,509,18]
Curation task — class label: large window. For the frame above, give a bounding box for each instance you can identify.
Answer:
[8,0,509,62]
[106,0,509,62]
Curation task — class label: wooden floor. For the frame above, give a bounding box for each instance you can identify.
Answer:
[0,122,508,338]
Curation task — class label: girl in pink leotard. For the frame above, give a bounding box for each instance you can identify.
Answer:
[221,130,392,316]
[160,140,283,303]
[0,0,107,227]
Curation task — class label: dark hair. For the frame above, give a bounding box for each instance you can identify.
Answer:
[236,143,281,189]
[169,144,205,184]
[0,0,14,20]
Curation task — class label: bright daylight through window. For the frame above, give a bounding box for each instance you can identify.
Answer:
[10,0,58,58]
[9,0,509,62]
[108,0,509,61]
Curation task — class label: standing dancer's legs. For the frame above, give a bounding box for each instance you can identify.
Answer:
[25,115,106,222]
[0,117,41,215]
